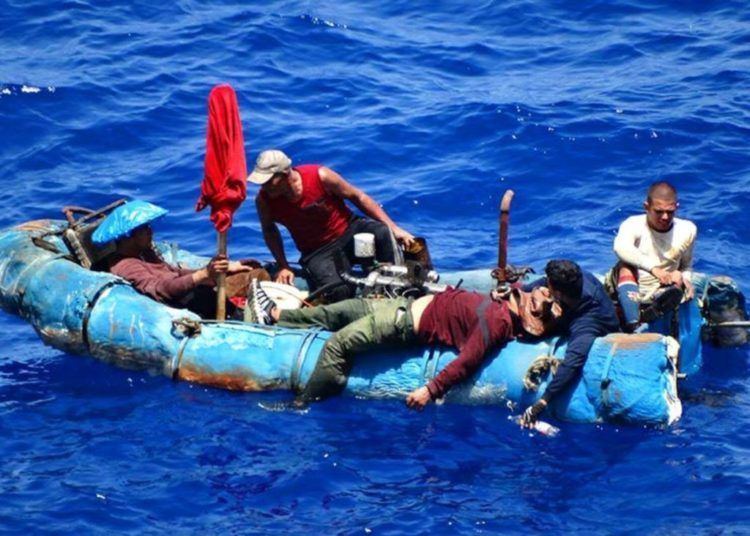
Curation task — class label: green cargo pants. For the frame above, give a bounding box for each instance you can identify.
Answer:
[278,297,417,401]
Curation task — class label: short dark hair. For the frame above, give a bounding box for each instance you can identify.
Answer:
[647,181,677,204]
[545,259,583,301]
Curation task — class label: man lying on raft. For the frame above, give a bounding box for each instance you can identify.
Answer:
[606,181,697,332]
[246,275,562,410]
[92,200,270,319]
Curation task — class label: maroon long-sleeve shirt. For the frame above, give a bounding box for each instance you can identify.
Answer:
[110,250,197,306]
[417,288,517,399]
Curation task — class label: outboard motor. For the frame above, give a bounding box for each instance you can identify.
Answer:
[340,234,445,298]
[702,275,748,347]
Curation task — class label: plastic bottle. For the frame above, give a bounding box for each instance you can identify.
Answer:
[533,420,560,437]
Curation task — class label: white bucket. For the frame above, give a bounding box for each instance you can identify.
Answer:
[353,232,375,258]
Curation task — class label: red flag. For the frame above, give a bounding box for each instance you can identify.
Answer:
[196,84,247,233]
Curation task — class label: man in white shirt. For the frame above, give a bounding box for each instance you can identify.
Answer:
[609,182,697,331]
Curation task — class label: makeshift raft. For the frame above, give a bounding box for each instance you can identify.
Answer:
[0,217,742,425]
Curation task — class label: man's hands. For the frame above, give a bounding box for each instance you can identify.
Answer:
[406,388,551,427]
[392,226,416,248]
[192,255,226,285]
[275,266,295,285]
[193,255,257,286]
[651,267,693,299]
[521,399,547,428]
[213,256,257,277]
[197,256,292,286]
[683,278,694,300]
[651,267,673,286]
[405,386,432,411]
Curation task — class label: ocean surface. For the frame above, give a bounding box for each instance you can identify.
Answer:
[1,0,749,533]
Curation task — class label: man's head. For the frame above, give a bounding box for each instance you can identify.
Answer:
[644,181,678,233]
[117,223,154,253]
[248,149,292,186]
[545,259,583,307]
[514,286,562,337]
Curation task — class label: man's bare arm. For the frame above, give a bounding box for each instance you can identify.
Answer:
[319,166,415,246]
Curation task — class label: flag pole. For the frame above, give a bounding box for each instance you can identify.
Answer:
[197,83,247,322]
[216,230,227,321]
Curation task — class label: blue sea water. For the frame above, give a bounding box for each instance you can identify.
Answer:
[1,0,750,533]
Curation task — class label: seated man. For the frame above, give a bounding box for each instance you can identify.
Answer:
[521,260,620,427]
[246,279,562,408]
[609,181,697,331]
[249,149,415,303]
[92,200,269,319]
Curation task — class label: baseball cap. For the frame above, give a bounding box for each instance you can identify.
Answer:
[248,150,292,185]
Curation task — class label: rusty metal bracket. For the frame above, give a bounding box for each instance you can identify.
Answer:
[496,190,514,275]
[490,264,536,286]
[62,198,128,229]
[170,317,203,380]
[492,190,517,290]
[31,235,64,254]
[172,317,203,338]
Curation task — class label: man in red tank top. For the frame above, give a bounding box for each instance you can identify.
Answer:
[250,150,415,303]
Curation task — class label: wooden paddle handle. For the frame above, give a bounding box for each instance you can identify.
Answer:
[216,231,227,321]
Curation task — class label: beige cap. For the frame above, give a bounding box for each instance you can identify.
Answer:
[248,150,292,185]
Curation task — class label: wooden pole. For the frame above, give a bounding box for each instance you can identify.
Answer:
[216,231,227,321]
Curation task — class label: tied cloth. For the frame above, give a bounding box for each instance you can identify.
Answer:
[196,84,247,233]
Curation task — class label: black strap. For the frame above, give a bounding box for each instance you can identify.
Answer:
[475,298,492,348]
